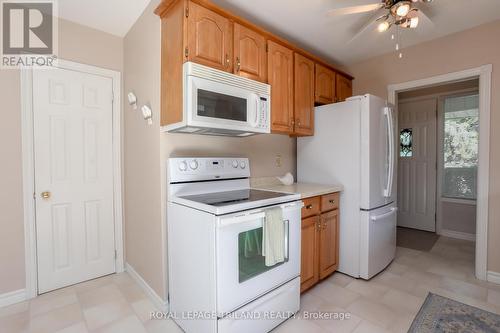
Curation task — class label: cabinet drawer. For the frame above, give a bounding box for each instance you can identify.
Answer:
[301,196,320,218]
[321,192,339,212]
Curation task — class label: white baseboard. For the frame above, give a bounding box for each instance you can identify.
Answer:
[125,263,168,312]
[438,229,476,241]
[0,289,26,308]
[487,271,500,285]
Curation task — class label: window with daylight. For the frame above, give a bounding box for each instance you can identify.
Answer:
[442,94,479,200]
[400,128,413,157]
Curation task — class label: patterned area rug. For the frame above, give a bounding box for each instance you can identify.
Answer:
[409,293,500,333]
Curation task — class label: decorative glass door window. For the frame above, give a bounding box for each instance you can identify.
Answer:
[400,128,413,157]
[442,94,479,200]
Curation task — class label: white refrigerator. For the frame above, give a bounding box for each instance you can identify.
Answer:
[298,94,397,279]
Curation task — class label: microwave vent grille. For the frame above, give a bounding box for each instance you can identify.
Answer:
[185,62,270,96]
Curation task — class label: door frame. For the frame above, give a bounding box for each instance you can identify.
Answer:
[388,64,492,281]
[21,59,124,299]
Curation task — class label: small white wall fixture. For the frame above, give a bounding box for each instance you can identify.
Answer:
[21,59,124,300]
[388,64,492,281]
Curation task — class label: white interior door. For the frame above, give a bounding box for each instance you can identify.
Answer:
[34,67,115,293]
[398,98,437,232]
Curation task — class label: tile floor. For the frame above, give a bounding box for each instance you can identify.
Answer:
[1,236,500,333]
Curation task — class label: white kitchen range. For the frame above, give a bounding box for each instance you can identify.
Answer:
[167,157,303,333]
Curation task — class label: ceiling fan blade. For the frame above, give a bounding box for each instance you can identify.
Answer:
[347,8,386,44]
[327,3,383,16]
[414,4,435,26]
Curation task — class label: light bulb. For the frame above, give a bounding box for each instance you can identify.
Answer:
[378,21,390,32]
[409,16,419,28]
[396,3,410,17]
[396,43,399,51]
[399,52,403,59]
[391,34,395,40]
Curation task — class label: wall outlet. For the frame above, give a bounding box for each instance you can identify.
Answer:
[275,154,282,168]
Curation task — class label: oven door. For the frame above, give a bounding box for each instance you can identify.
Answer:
[186,75,263,132]
[216,201,302,314]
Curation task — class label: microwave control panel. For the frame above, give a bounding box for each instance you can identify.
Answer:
[258,96,269,130]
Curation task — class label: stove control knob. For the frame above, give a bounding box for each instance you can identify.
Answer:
[189,160,199,170]
[240,160,246,169]
[232,160,239,168]
[179,161,188,171]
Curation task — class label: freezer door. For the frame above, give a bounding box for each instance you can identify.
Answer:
[359,204,397,279]
[360,95,397,210]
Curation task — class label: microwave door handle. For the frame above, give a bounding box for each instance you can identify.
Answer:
[249,95,259,127]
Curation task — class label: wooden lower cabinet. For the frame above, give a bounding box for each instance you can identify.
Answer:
[319,210,339,279]
[300,192,340,293]
[300,215,320,292]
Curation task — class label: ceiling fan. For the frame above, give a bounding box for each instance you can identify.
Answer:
[329,0,435,42]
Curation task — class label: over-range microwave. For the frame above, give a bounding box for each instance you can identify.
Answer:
[164,62,271,137]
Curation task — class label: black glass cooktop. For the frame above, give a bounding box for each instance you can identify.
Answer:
[179,189,291,207]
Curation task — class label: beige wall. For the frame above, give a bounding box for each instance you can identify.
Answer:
[123,0,165,298]
[123,0,297,299]
[0,70,24,294]
[0,19,123,295]
[347,19,500,272]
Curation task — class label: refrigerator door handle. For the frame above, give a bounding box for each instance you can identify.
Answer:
[371,207,398,221]
[383,107,395,198]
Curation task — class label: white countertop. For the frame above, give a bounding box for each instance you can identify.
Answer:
[253,182,343,199]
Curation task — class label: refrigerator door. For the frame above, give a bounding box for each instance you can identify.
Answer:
[359,203,397,279]
[359,95,397,210]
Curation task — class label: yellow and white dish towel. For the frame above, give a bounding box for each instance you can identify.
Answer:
[262,207,285,267]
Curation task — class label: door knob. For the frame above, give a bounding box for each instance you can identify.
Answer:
[41,191,51,199]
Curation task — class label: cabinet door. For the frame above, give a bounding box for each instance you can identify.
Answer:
[300,215,320,293]
[319,210,339,279]
[234,23,267,82]
[268,41,294,134]
[315,64,336,105]
[294,53,315,136]
[187,2,232,71]
[336,74,353,102]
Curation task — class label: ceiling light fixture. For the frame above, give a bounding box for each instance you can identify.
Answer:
[392,1,411,17]
[378,21,390,32]
[409,16,419,28]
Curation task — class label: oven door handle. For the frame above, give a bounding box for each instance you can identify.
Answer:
[219,211,265,227]
[284,219,290,262]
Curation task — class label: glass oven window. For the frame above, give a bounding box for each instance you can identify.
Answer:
[197,89,247,122]
[238,227,282,283]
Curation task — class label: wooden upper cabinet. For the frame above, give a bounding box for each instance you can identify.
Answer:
[268,41,294,134]
[336,74,353,102]
[319,210,339,279]
[294,53,315,136]
[315,64,336,105]
[233,23,267,82]
[187,2,232,72]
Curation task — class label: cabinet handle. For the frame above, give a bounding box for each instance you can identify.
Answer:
[329,199,335,204]
[323,222,327,229]
[317,222,322,230]
[305,204,313,209]
[236,57,241,72]
[225,54,230,67]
